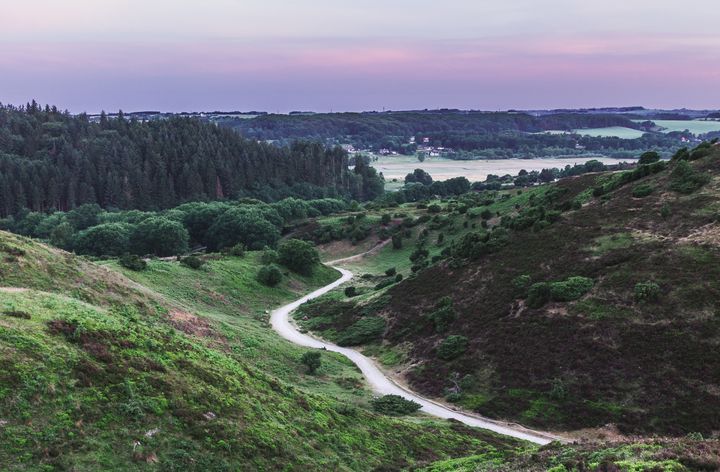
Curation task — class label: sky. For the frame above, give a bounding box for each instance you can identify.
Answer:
[1,0,719,113]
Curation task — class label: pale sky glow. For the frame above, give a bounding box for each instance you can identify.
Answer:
[1,0,718,112]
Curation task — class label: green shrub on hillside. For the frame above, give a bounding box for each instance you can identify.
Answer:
[74,223,132,257]
[261,248,279,264]
[300,351,322,374]
[550,276,594,302]
[370,395,421,416]
[337,316,386,346]
[227,243,246,257]
[392,234,403,249]
[278,238,320,275]
[118,253,147,271]
[344,286,358,297]
[527,282,552,309]
[632,184,654,198]
[528,276,594,308]
[437,335,469,360]
[180,255,205,270]
[669,161,710,194]
[257,264,283,287]
[512,275,532,295]
[385,267,397,277]
[634,281,661,302]
[427,297,456,333]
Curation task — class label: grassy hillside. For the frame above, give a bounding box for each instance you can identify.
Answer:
[0,232,523,470]
[301,144,720,436]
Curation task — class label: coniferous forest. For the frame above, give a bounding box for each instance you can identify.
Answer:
[0,102,383,217]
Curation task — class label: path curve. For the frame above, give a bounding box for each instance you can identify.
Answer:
[270,266,563,445]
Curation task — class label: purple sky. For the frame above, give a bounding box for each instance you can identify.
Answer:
[2,0,719,113]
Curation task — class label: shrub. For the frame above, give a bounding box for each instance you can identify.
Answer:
[391,234,403,249]
[300,351,321,374]
[344,286,358,297]
[131,217,189,257]
[669,161,710,194]
[375,279,395,290]
[74,223,132,257]
[660,204,671,219]
[278,238,320,275]
[385,267,397,277]
[395,273,403,282]
[261,248,279,264]
[370,395,421,416]
[512,275,531,295]
[427,297,456,333]
[428,204,441,213]
[337,317,385,346]
[527,282,552,309]
[638,151,661,165]
[632,184,654,198]
[550,276,594,302]
[119,253,146,271]
[257,264,283,287]
[180,255,205,270]
[380,213,392,225]
[437,335,469,360]
[227,243,245,257]
[635,281,661,302]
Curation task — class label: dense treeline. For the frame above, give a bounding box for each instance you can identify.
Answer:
[227,110,682,157]
[0,102,382,216]
[0,197,348,257]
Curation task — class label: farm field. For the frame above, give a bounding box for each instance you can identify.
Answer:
[571,126,646,139]
[635,119,720,135]
[373,155,632,183]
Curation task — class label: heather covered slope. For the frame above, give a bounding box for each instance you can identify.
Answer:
[303,145,720,436]
[0,232,522,470]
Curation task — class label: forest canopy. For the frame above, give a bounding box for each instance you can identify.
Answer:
[0,102,383,216]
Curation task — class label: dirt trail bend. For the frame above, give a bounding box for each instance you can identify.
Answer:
[270,266,563,445]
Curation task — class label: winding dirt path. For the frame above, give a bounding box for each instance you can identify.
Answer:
[270,266,564,445]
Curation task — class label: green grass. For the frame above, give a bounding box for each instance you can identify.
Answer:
[572,127,646,139]
[105,254,375,404]
[0,232,527,470]
[635,119,720,135]
[588,232,635,255]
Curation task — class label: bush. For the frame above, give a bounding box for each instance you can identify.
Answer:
[257,264,283,287]
[669,161,710,194]
[437,335,469,360]
[385,267,397,277]
[300,351,322,374]
[427,297,456,333]
[550,276,594,302]
[428,204,441,213]
[337,316,385,346]
[344,286,357,297]
[227,243,245,257]
[380,213,392,225]
[632,184,654,198]
[391,234,403,249]
[131,217,189,257]
[74,223,132,257]
[278,238,320,275]
[374,279,395,290]
[395,273,403,282]
[261,248,279,264]
[638,151,661,165]
[180,255,205,270]
[635,281,661,302]
[527,282,551,309]
[512,274,531,295]
[370,395,421,416]
[119,253,147,271]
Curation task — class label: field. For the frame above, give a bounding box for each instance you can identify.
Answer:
[374,155,630,184]
[636,119,720,135]
[571,126,646,139]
